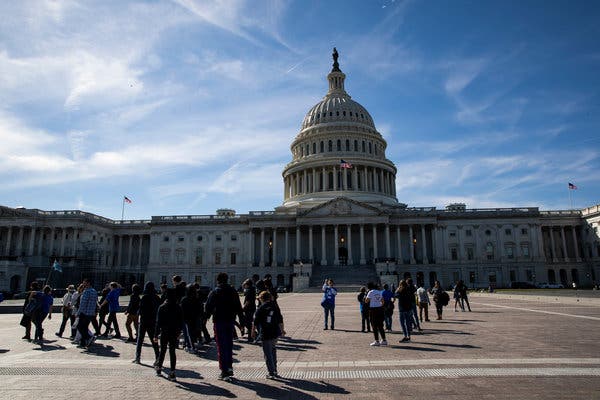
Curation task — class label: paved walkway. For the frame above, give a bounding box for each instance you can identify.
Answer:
[1,292,599,399]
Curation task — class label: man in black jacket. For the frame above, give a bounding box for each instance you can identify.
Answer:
[205,272,244,380]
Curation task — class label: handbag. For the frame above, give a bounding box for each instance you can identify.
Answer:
[23,297,40,317]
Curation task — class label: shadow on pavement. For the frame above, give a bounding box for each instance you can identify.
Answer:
[175,380,236,398]
[0,349,9,354]
[231,377,342,400]
[33,342,66,352]
[417,341,481,349]
[86,344,120,357]
[280,377,350,397]
[389,344,445,352]
[279,337,321,345]
[420,329,474,336]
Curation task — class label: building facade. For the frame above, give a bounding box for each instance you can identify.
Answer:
[1,51,599,292]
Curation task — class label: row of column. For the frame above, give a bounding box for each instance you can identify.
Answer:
[250,223,430,267]
[284,165,396,199]
[1,226,79,257]
[114,234,149,267]
[544,225,581,262]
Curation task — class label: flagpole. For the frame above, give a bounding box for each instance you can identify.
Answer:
[569,187,573,210]
[45,260,54,286]
[121,196,125,221]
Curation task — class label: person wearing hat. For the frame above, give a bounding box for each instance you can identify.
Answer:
[56,284,76,338]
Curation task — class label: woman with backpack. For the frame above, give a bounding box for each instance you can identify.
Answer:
[430,281,448,320]
[252,290,285,379]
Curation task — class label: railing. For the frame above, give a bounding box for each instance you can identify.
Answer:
[153,215,242,221]
[539,210,582,216]
[442,207,539,213]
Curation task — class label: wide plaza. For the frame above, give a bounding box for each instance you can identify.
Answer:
[1,291,599,399]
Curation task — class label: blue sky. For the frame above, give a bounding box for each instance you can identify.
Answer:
[1,0,599,220]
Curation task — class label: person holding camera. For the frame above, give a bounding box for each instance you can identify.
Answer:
[321,278,337,330]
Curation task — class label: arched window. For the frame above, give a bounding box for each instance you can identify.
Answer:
[345,139,350,151]
[336,139,341,151]
[362,141,366,152]
[486,243,494,260]
[328,140,332,152]
[320,141,324,153]
[368,142,372,153]
[354,140,358,151]
[300,146,304,157]
[374,145,378,155]
[306,144,310,156]
[312,142,316,154]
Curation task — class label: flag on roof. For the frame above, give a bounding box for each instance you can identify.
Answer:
[124,196,132,203]
[340,159,352,169]
[52,260,62,273]
[568,182,577,190]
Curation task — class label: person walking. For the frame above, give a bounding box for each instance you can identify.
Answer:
[20,281,40,341]
[100,282,122,339]
[96,287,110,336]
[180,284,201,352]
[431,280,448,320]
[406,278,421,332]
[395,280,413,342]
[125,284,141,342]
[365,282,387,346]
[76,278,98,348]
[416,284,431,322]
[458,280,471,312]
[321,279,337,330]
[30,285,53,344]
[133,281,160,364]
[242,279,257,342]
[453,282,464,312]
[154,288,183,381]
[56,285,75,338]
[252,290,285,379]
[205,272,244,381]
[357,286,370,332]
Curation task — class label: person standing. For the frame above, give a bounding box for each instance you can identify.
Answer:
[395,280,413,343]
[321,279,337,330]
[365,282,387,346]
[20,281,40,341]
[406,278,421,332]
[458,280,471,312]
[100,282,122,339]
[76,278,98,348]
[133,281,161,364]
[381,284,394,331]
[453,282,464,312]
[205,272,244,381]
[431,281,447,320]
[125,284,141,342]
[154,288,183,381]
[56,285,75,338]
[242,279,257,342]
[416,284,431,322]
[252,291,285,379]
[357,287,370,332]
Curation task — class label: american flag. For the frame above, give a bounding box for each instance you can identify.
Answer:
[568,183,577,190]
[340,159,352,169]
[124,196,132,203]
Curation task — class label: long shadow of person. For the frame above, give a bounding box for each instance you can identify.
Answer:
[84,344,120,357]
[228,379,321,400]
[273,377,350,396]
[175,380,236,398]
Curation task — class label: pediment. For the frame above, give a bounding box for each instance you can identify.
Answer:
[299,197,383,218]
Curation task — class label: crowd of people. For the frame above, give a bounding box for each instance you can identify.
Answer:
[19,273,285,382]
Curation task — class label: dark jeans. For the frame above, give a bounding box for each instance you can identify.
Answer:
[369,307,386,341]
[104,311,121,336]
[157,333,177,371]
[418,303,429,321]
[361,309,371,331]
[97,310,108,335]
[33,312,48,341]
[435,302,444,318]
[58,311,75,336]
[136,320,159,361]
[399,310,412,338]
[214,321,234,372]
[462,295,471,311]
[77,314,94,344]
[411,304,421,329]
[261,338,278,374]
[323,304,335,328]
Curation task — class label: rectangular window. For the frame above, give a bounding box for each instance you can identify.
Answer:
[521,228,528,235]
[465,229,472,237]
[195,248,203,265]
[466,247,474,260]
[178,236,184,242]
[175,249,185,264]
[505,229,512,235]
[510,270,517,282]
[216,235,222,241]
[449,231,456,238]
[215,252,221,265]
[451,248,458,260]
[160,250,170,264]
[194,275,202,284]
[506,246,514,259]
[230,252,237,265]
[522,245,530,258]
[161,275,167,284]
[231,234,237,241]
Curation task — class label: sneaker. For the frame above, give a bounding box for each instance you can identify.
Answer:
[379,340,388,346]
[132,358,140,364]
[370,341,380,346]
[113,334,122,339]
[218,371,231,381]
[227,368,234,377]
[168,372,176,381]
[323,327,328,330]
[330,326,334,330]
[155,366,162,376]
[126,337,135,343]
[400,337,410,342]
[55,332,62,337]
[266,373,275,379]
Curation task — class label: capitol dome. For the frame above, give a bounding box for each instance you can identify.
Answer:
[281,48,399,209]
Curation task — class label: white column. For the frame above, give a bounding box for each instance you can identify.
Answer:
[272,228,277,267]
[48,228,55,256]
[360,224,366,264]
[333,166,338,191]
[432,226,437,263]
[572,226,581,261]
[259,228,265,267]
[38,228,44,257]
[457,226,464,261]
[312,169,316,193]
[116,235,122,266]
[248,229,254,266]
[15,227,24,256]
[308,226,313,263]
[560,226,569,262]
[409,226,415,264]
[4,227,12,255]
[372,225,378,262]
[549,227,558,262]
[296,226,301,262]
[72,228,78,257]
[127,235,133,267]
[334,225,339,266]
[347,225,353,265]
[385,225,390,259]
[321,225,327,266]
[353,167,358,190]
[139,235,145,267]
[303,170,307,194]
[284,229,289,266]
[421,224,429,264]
[380,170,385,193]
[322,167,327,191]
[396,225,402,263]
[59,228,66,256]
[28,227,36,256]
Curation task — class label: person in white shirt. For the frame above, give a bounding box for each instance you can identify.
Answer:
[55,285,76,337]
[364,282,386,346]
[416,285,431,322]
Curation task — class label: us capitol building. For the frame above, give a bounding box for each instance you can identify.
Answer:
[1,50,599,293]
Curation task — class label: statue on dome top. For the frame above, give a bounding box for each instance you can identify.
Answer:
[332,47,340,72]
